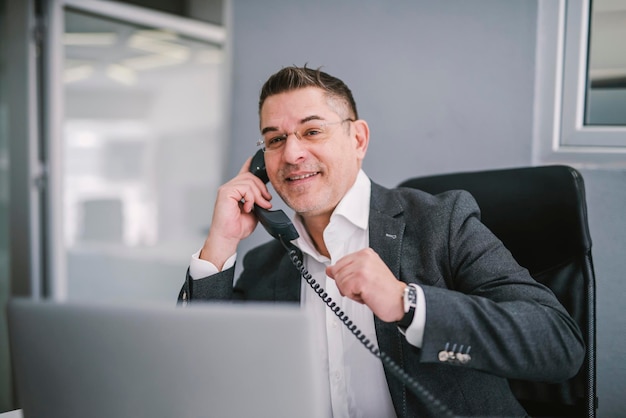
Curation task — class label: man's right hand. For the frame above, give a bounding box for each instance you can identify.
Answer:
[199,157,273,270]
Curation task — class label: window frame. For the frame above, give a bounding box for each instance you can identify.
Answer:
[533,0,626,168]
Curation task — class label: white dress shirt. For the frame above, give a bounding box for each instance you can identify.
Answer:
[189,170,426,418]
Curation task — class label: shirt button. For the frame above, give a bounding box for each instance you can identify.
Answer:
[333,371,342,381]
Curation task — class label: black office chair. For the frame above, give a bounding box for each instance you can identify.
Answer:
[398,165,597,417]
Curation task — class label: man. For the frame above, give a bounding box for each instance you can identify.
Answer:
[179,66,584,417]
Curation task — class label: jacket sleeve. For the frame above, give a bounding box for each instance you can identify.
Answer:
[177,267,236,304]
[416,191,585,383]
[177,239,299,304]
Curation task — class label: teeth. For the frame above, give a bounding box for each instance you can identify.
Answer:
[289,173,316,181]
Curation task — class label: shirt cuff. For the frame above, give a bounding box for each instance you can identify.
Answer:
[189,249,237,280]
[402,284,426,348]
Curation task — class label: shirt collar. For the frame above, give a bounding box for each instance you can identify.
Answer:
[293,169,371,249]
[330,169,371,231]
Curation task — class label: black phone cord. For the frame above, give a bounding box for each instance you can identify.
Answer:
[279,237,456,418]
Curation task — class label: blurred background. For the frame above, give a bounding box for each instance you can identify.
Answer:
[1,0,625,415]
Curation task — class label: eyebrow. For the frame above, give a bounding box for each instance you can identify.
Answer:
[261,115,326,135]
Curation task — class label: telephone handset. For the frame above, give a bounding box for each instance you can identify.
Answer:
[249,149,454,417]
[249,149,299,241]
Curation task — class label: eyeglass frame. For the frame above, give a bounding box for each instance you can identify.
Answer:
[256,118,355,153]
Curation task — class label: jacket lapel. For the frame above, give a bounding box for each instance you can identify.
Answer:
[369,182,406,278]
[369,183,410,413]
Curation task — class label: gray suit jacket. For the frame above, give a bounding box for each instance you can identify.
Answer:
[180,182,584,417]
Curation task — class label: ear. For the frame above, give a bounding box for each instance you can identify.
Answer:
[352,119,370,160]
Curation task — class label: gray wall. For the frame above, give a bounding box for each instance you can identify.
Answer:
[228,0,537,184]
[228,0,625,415]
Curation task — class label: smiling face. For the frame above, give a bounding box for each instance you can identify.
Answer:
[260,87,369,222]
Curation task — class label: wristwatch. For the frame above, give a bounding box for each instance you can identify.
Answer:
[397,283,418,329]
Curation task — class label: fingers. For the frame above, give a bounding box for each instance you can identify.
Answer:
[241,157,273,203]
[209,157,275,239]
[221,159,272,210]
[326,248,405,322]
[201,157,276,269]
[231,177,272,211]
[326,249,374,298]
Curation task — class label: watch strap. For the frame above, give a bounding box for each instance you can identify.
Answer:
[398,283,418,329]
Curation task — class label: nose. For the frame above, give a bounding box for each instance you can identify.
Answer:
[281,131,308,164]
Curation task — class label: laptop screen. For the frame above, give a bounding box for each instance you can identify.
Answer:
[8,299,328,418]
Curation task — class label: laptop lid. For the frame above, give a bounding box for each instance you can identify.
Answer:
[8,298,328,418]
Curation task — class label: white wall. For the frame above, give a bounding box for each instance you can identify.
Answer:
[227,0,626,416]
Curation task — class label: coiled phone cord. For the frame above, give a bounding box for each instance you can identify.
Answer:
[279,237,456,418]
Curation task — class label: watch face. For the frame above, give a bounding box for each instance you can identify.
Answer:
[404,285,418,313]
[407,286,417,305]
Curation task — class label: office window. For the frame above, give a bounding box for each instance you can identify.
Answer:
[586,0,626,125]
[534,0,626,167]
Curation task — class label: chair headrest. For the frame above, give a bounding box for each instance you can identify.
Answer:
[399,165,592,275]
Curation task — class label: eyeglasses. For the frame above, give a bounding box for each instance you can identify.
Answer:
[256,118,354,153]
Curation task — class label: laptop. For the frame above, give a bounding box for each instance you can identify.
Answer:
[8,298,328,418]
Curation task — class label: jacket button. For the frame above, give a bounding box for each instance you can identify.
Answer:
[457,353,471,364]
